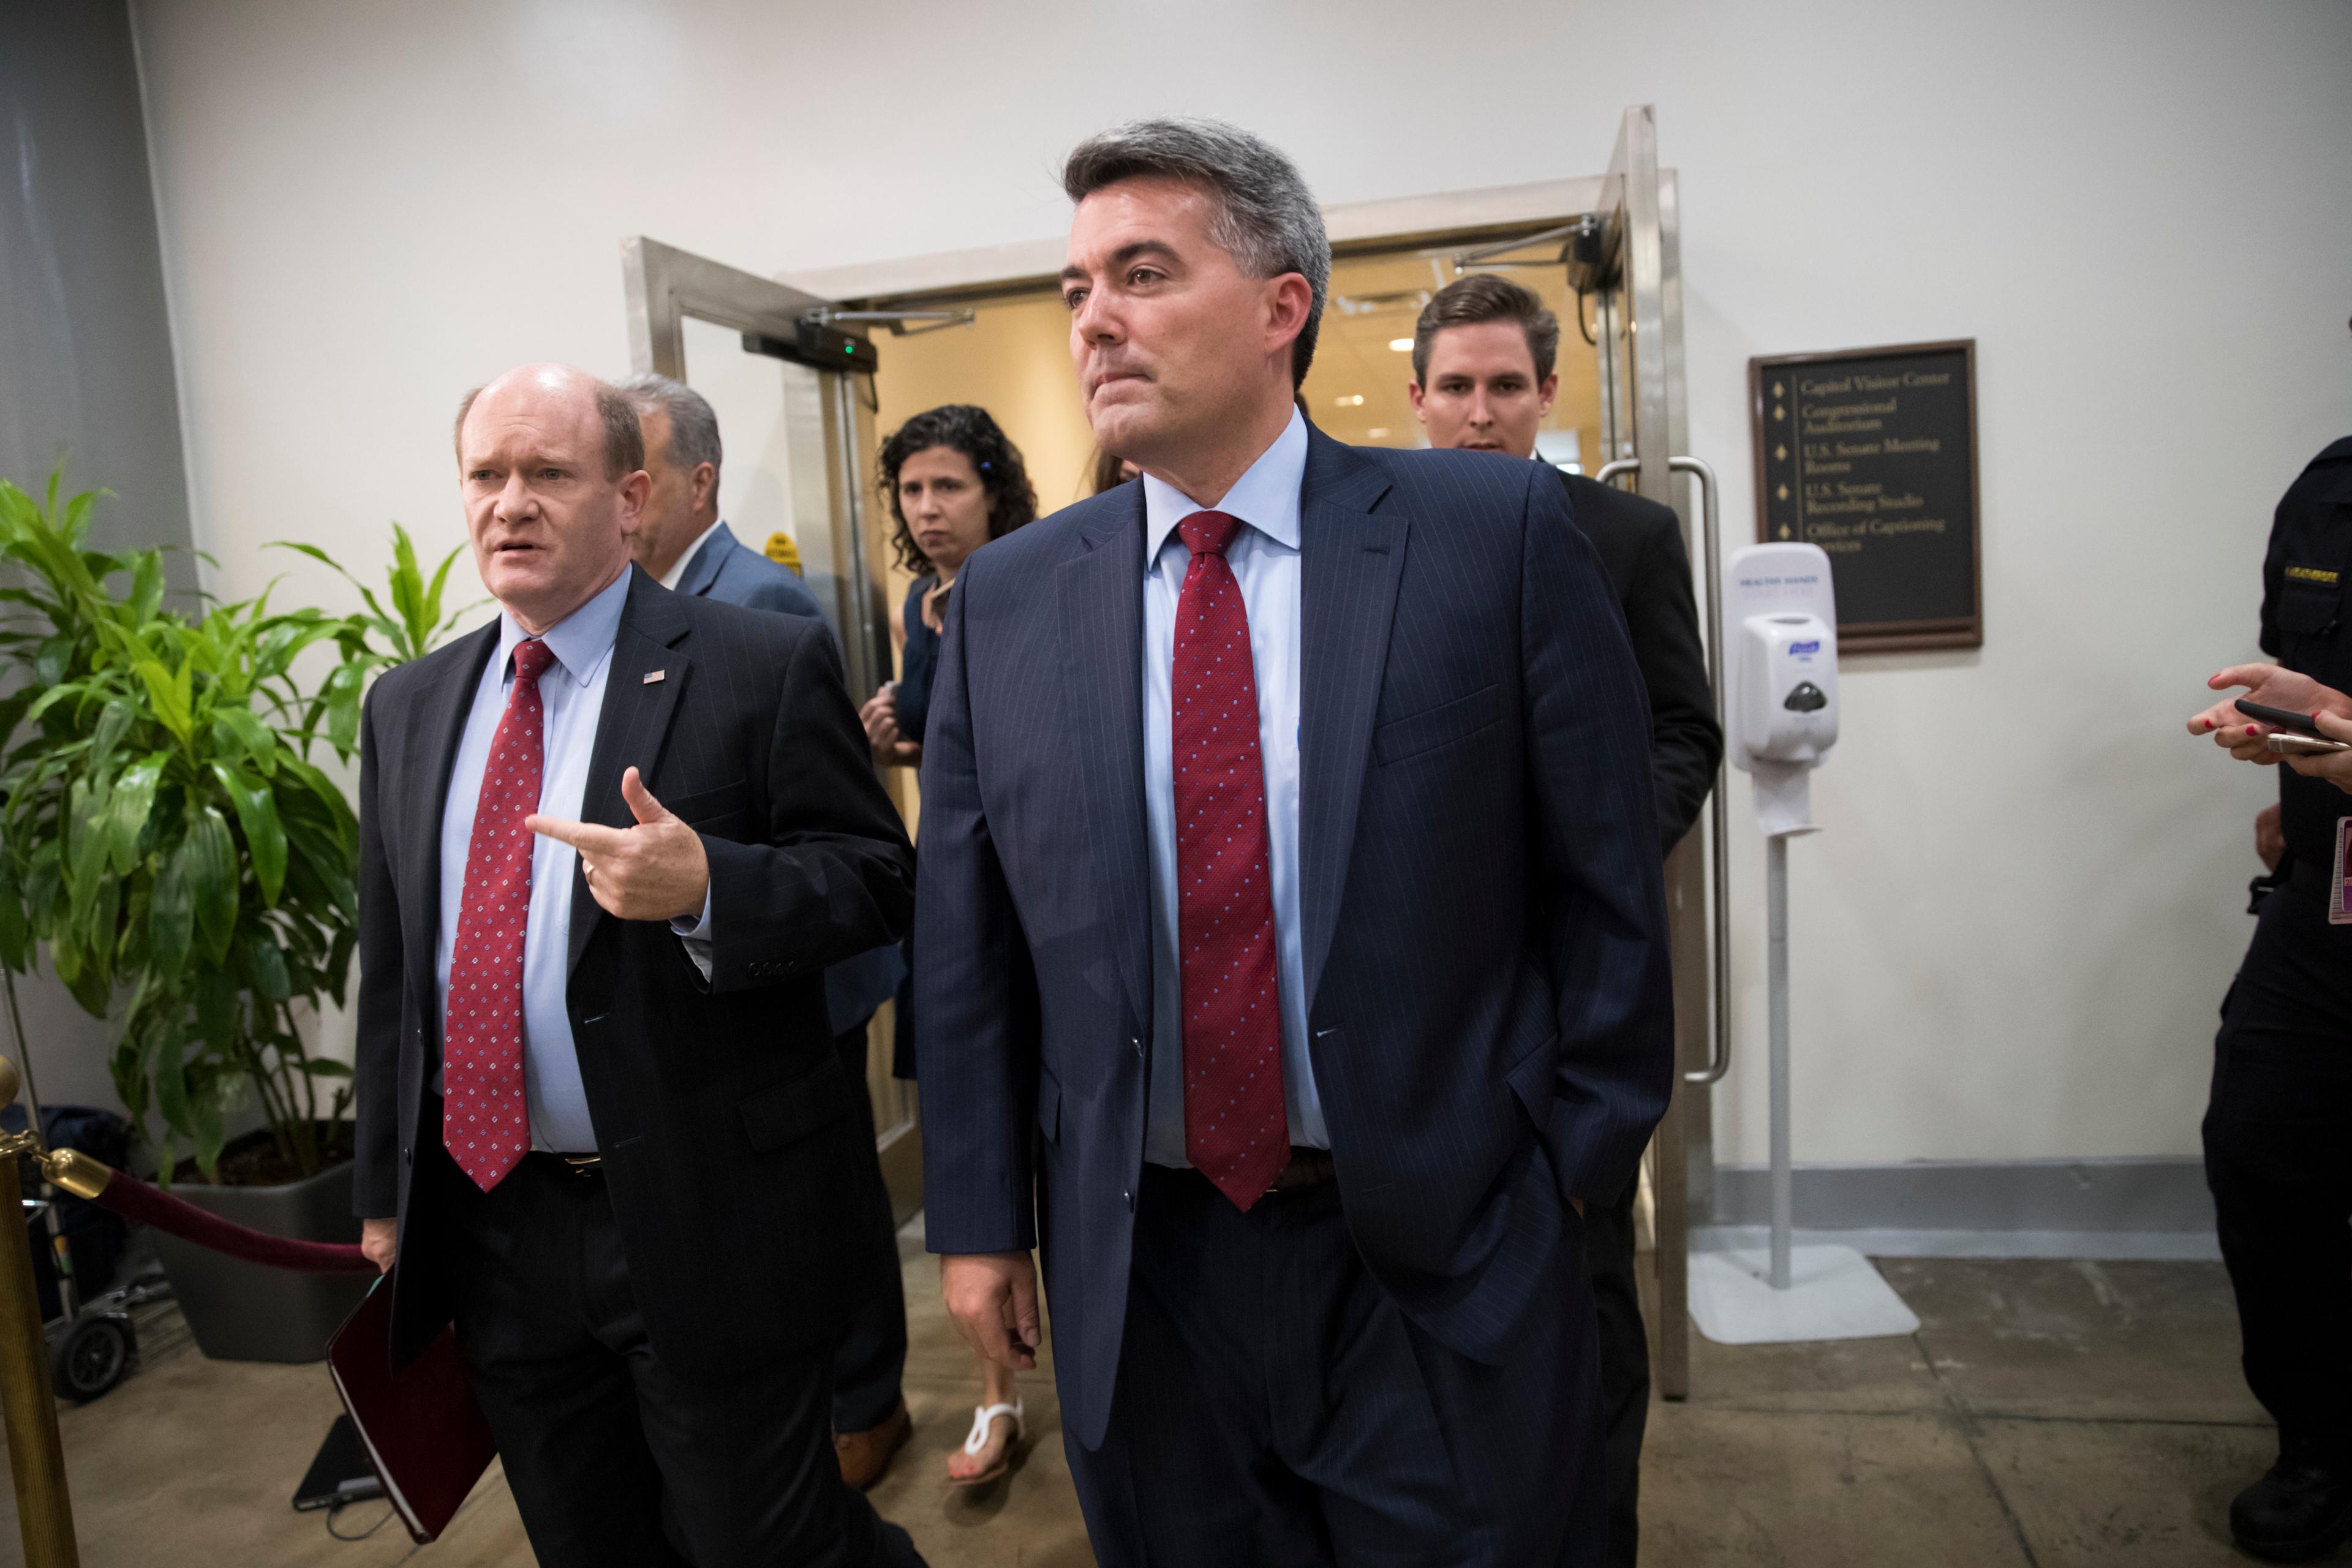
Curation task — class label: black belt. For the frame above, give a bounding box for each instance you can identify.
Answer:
[1150,1147,1335,1194]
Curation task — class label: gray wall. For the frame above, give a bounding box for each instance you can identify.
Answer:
[1,2,194,1114]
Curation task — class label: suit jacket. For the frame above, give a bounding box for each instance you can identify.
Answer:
[673,519,825,620]
[670,521,908,1034]
[914,428,1673,1449]
[353,568,916,1376]
[1560,472,1724,856]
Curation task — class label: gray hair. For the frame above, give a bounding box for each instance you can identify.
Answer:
[1062,117,1330,387]
[615,372,723,478]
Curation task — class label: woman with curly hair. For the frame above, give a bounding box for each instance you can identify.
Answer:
[859,404,1038,771]
[858,404,1039,1490]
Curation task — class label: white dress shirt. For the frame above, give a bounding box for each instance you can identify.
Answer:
[435,570,635,1153]
[1140,407,1324,1167]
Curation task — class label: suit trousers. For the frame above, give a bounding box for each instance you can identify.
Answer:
[831,1025,910,1434]
[434,1147,924,1568]
[2204,875,2352,1461]
[1585,1175,1649,1566]
[1065,1163,1605,1567]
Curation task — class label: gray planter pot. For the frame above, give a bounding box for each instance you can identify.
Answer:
[149,1157,372,1364]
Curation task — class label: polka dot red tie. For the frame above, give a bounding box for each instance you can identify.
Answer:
[1173,510,1288,1210]
[442,637,556,1191]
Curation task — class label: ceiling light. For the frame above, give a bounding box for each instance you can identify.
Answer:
[1334,394,1365,407]
[1387,338,1414,352]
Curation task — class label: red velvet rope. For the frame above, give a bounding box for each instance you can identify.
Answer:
[84,1169,374,1273]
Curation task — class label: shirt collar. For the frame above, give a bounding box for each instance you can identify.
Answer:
[1142,406,1308,565]
[657,516,729,592]
[498,564,631,687]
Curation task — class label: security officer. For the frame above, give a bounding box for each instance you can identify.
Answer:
[2189,432,2352,1564]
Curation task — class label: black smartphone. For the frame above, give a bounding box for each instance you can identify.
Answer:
[2236,698,2327,736]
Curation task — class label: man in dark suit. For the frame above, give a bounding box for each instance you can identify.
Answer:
[1409,271,1722,1567]
[352,362,923,1567]
[620,372,914,1488]
[917,119,1673,1566]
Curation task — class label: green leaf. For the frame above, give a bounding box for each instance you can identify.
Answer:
[149,832,194,979]
[127,552,165,624]
[107,752,167,875]
[65,777,110,925]
[209,704,276,774]
[244,928,292,1001]
[153,1026,192,1137]
[0,852,28,972]
[211,762,287,905]
[185,805,238,961]
[193,965,236,1053]
[130,658,194,742]
[302,1057,353,1079]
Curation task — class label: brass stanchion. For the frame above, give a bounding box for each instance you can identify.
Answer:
[0,1055,80,1567]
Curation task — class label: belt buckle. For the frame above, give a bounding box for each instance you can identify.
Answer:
[559,1152,603,1177]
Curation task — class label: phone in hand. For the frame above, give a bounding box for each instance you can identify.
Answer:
[2237,698,2331,737]
[2267,733,2352,756]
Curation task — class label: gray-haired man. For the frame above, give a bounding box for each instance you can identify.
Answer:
[917,119,1671,1566]
[620,375,916,1490]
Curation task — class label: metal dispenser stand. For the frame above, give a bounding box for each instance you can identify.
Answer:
[1686,545,1919,1345]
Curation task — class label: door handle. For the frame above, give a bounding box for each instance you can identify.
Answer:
[1590,456,1732,1087]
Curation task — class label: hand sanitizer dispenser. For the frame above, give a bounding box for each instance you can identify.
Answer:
[1722,543,1841,835]
[1737,612,1839,766]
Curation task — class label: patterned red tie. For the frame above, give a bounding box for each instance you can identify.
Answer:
[1173,510,1289,1210]
[442,637,556,1191]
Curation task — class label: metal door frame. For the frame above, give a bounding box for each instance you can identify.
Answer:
[1588,107,1724,1402]
[620,236,916,1218]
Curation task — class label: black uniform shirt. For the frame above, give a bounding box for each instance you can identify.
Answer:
[1559,470,1725,856]
[2258,436,2352,873]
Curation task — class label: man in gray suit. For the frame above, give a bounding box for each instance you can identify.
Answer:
[621,374,914,1490]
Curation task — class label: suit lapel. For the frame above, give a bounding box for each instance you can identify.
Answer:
[568,569,693,975]
[1297,432,1405,1012]
[675,523,732,599]
[401,622,498,1009]
[1056,491,1153,1033]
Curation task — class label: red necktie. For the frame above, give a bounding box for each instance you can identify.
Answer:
[442,637,556,1191]
[1173,510,1289,1210]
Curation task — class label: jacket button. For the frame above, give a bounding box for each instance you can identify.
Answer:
[1122,1189,1134,1212]
[1129,1035,1143,1057]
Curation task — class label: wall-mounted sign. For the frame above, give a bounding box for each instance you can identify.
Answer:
[1749,340,1981,652]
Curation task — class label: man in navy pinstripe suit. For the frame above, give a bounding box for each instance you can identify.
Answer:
[916,119,1673,1566]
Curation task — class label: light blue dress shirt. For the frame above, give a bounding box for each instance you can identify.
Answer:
[1140,408,1324,1167]
[434,568,631,1155]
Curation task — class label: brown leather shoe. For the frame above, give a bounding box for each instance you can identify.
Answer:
[835,1400,913,1490]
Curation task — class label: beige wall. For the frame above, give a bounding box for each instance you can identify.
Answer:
[130,0,2352,1167]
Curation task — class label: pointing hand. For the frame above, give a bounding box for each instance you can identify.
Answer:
[527,767,711,921]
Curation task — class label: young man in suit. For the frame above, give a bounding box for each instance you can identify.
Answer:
[916,119,1675,1566]
[352,363,924,1567]
[620,372,914,1488]
[1411,272,1723,1567]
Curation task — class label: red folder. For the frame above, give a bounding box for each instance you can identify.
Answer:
[325,1280,498,1543]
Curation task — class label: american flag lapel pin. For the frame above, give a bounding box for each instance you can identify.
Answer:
[643,669,666,685]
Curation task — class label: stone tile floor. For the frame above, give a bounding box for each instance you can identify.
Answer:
[0,1245,2289,1565]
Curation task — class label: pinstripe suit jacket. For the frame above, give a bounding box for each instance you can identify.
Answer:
[916,429,1673,1449]
[353,567,916,1375]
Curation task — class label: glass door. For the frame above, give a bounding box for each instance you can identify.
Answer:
[621,238,918,1219]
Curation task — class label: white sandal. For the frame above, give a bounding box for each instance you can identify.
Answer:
[946,1399,1024,1488]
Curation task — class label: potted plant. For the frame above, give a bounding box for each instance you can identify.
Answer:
[0,474,465,1361]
